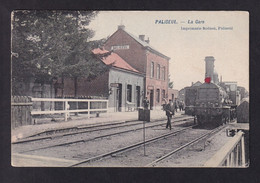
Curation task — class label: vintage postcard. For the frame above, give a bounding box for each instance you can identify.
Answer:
[11,11,249,167]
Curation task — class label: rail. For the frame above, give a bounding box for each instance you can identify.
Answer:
[204,130,246,167]
[31,98,108,121]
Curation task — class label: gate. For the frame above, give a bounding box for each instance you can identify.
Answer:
[11,96,33,128]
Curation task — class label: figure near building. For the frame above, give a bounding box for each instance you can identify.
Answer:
[165,99,175,130]
[143,97,150,110]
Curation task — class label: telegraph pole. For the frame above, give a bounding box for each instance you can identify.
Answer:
[143,120,146,156]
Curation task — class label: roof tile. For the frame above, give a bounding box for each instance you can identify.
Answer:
[92,48,139,73]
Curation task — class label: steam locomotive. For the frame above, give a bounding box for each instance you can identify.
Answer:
[184,56,240,126]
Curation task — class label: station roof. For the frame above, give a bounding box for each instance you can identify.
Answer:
[125,31,171,60]
[92,48,139,73]
[107,26,171,60]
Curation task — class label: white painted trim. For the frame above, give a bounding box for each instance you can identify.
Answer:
[32,98,108,102]
[30,98,108,121]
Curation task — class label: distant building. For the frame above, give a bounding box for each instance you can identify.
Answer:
[168,88,179,102]
[192,81,203,87]
[219,81,240,105]
[237,86,249,100]
[104,25,170,109]
[178,88,185,102]
[179,81,202,103]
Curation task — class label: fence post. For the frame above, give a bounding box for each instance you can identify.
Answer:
[64,100,68,121]
[230,150,234,166]
[235,145,238,166]
[241,134,246,167]
[106,100,109,113]
[88,100,90,118]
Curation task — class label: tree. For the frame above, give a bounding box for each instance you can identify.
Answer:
[12,11,108,112]
[168,74,174,89]
[12,10,107,96]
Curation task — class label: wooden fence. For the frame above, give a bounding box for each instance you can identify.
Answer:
[11,97,109,128]
[11,96,33,128]
[31,98,108,121]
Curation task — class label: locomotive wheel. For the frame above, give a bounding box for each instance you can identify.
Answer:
[217,115,224,126]
[222,115,228,125]
[223,114,229,124]
[194,116,197,125]
[210,115,221,126]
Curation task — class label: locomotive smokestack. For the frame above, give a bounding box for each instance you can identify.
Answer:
[205,56,215,83]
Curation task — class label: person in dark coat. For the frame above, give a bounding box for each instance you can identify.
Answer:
[179,101,184,111]
[143,97,149,110]
[165,99,174,130]
[174,99,178,112]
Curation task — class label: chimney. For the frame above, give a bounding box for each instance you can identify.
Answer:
[204,56,215,83]
[118,25,125,30]
[139,35,145,41]
[145,37,150,44]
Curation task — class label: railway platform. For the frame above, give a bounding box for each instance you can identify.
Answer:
[12,110,185,143]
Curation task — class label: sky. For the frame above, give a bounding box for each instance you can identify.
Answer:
[88,11,249,91]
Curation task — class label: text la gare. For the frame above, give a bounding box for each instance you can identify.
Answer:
[188,20,205,24]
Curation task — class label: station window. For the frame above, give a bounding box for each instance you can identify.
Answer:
[157,64,160,79]
[127,85,132,102]
[162,89,165,100]
[162,67,165,80]
[151,62,154,78]
[156,89,160,103]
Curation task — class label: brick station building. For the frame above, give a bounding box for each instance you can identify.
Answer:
[104,25,171,109]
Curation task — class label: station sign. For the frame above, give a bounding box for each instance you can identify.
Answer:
[110,83,119,87]
[147,86,154,90]
[111,45,129,50]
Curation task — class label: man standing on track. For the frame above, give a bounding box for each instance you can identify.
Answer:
[165,99,174,130]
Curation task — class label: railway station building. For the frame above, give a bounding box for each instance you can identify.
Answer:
[56,48,144,112]
[104,25,171,109]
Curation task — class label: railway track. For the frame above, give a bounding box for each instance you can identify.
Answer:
[69,125,196,167]
[145,124,226,167]
[70,124,226,167]
[16,117,194,153]
[13,116,193,144]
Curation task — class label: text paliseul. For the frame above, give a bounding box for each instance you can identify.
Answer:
[155,20,178,24]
